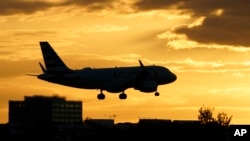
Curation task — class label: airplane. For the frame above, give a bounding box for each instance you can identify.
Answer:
[33,41,177,100]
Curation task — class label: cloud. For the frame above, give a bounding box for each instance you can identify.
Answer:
[64,0,116,10]
[175,16,250,46]
[0,29,59,62]
[0,0,117,15]
[3,0,250,48]
[157,30,250,52]
[134,0,250,46]
[140,57,250,76]
[79,24,128,33]
[0,0,55,15]
[0,29,57,41]
[134,0,180,10]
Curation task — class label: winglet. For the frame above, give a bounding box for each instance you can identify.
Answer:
[39,62,46,73]
[139,60,144,67]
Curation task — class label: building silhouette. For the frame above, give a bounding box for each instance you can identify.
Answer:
[9,95,82,126]
[84,118,115,127]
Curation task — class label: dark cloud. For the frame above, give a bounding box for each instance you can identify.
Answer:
[134,0,178,10]
[135,0,250,46]
[175,16,250,46]
[64,0,114,6]
[2,0,250,46]
[0,1,55,15]
[134,0,248,16]
[62,0,116,11]
[0,0,115,15]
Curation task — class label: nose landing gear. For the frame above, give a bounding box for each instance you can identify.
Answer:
[154,92,160,96]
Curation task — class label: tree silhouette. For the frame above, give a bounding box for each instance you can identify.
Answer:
[217,112,232,127]
[198,105,232,127]
[198,105,215,124]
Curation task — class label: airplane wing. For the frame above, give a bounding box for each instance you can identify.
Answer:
[129,60,153,83]
[103,60,151,92]
[101,75,135,92]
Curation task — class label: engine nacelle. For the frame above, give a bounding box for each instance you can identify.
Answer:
[135,81,157,93]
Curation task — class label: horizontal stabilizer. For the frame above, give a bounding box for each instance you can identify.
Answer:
[26,74,39,76]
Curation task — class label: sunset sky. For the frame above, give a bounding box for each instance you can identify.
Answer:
[1,0,250,124]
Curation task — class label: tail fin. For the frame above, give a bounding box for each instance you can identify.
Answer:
[39,42,72,74]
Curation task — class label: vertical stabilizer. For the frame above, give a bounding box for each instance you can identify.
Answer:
[39,42,72,74]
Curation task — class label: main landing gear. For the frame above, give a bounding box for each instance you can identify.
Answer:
[97,90,105,100]
[97,90,127,100]
[119,92,127,100]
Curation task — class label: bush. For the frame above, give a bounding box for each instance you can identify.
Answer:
[198,105,232,127]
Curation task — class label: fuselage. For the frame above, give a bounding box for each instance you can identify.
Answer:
[38,65,176,93]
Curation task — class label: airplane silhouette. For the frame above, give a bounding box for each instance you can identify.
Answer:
[34,42,177,100]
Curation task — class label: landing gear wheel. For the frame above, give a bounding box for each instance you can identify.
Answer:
[97,93,105,100]
[119,93,127,100]
[155,92,160,96]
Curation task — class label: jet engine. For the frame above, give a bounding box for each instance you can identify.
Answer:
[134,80,157,93]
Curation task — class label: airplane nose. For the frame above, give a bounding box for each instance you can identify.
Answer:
[171,73,177,82]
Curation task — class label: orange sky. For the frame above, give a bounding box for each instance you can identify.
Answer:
[1,0,250,124]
